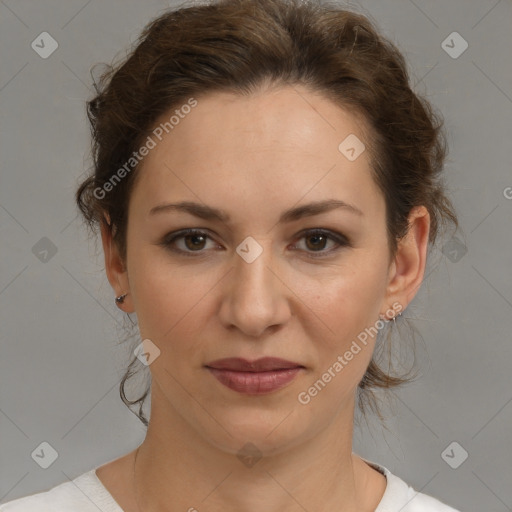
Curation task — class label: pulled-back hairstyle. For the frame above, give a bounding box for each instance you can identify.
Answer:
[76,0,459,428]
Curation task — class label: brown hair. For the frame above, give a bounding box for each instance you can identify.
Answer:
[76,0,459,428]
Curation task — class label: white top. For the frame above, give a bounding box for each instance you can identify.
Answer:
[0,457,461,511]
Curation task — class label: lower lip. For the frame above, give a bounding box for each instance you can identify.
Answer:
[206,367,303,395]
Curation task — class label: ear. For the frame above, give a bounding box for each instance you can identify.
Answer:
[100,213,134,313]
[380,206,430,319]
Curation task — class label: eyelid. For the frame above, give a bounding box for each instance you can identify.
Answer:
[160,228,221,255]
[160,227,350,257]
[291,228,350,257]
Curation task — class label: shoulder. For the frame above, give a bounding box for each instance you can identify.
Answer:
[389,478,462,512]
[361,457,462,512]
[0,469,122,512]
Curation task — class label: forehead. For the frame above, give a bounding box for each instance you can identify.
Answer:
[130,85,384,224]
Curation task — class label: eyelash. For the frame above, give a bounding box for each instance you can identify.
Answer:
[160,228,350,258]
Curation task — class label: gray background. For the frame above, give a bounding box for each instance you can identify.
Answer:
[1,0,511,510]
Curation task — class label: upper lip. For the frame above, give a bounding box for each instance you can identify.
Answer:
[205,357,304,372]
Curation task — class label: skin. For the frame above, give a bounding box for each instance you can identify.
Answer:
[97,84,430,512]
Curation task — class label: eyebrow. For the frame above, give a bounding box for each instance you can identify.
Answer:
[149,199,363,223]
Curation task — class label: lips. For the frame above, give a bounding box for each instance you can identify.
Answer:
[205,357,305,395]
[205,357,304,372]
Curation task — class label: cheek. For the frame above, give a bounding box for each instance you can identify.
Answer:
[299,264,389,402]
[305,257,388,344]
[127,244,220,349]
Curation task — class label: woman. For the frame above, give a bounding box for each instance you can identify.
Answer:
[0,0,462,510]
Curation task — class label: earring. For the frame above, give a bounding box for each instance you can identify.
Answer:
[380,310,403,323]
[392,312,403,323]
[115,293,128,306]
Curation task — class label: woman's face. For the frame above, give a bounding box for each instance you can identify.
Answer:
[107,85,414,455]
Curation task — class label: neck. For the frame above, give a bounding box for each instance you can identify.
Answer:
[131,384,378,512]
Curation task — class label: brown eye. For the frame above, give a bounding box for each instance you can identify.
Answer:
[162,229,218,255]
[305,233,329,251]
[293,229,349,257]
[183,233,207,251]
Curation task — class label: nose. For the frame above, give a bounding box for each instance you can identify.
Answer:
[218,238,291,338]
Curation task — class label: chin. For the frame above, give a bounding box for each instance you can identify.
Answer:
[200,407,311,459]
